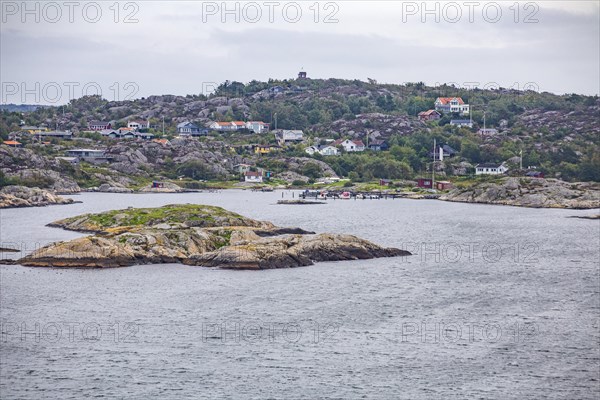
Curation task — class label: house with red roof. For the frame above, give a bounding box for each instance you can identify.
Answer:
[434,97,470,115]
[418,109,442,121]
[209,121,237,132]
[2,140,22,147]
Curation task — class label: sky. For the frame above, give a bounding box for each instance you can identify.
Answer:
[1,0,599,104]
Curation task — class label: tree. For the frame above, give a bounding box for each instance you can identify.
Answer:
[177,160,215,180]
[302,162,322,179]
[460,139,482,163]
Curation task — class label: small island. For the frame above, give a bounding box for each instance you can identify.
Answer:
[19,204,409,269]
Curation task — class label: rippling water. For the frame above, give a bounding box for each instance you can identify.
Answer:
[1,191,599,399]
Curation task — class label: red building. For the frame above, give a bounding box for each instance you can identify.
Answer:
[418,109,442,121]
[417,178,433,189]
[436,181,454,190]
[88,121,112,131]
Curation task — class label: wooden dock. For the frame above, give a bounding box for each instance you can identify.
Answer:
[299,190,441,200]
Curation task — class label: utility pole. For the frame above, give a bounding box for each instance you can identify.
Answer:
[432,138,436,190]
[520,149,523,170]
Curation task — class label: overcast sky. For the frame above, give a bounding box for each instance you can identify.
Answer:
[1,1,599,104]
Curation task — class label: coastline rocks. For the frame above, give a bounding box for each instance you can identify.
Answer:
[138,182,185,193]
[96,183,134,193]
[4,168,81,193]
[19,204,409,269]
[440,177,600,209]
[0,185,75,208]
[186,233,409,270]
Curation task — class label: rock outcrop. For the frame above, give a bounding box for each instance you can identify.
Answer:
[137,182,186,193]
[0,185,76,208]
[19,204,409,268]
[187,233,406,270]
[440,177,600,209]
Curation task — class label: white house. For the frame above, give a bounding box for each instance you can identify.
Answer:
[450,119,473,128]
[435,97,470,115]
[276,130,304,145]
[318,145,339,156]
[244,171,263,183]
[334,139,365,152]
[475,163,508,175]
[478,128,499,135]
[209,121,236,132]
[127,120,149,131]
[305,145,319,155]
[246,121,269,134]
[305,145,339,156]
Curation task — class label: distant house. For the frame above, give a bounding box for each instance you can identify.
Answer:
[21,126,47,134]
[475,163,508,175]
[418,109,442,121]
[477,128,499,135]
[127,120,150,131]
[2,140,22,147]
[209,121,236,132]
[244,171,263,183]
[304,145,319,155]
[305,145,339,156]
[368,139,389,152]
[417,178,433,189]
[234,163,252,174]
[436,181,454,190]
[152,138,170,146]
[379,179,393,186]
[269,86,285,94]
[275,130,304,146]
[100,129,120,138]
[89,121,112,131]
[430,144,458,160]
[55,156,79,165]
[134,132,154,140]
[66,148,110,163]
[334,139,365,152]
[525,170,544,178]
[254,144,279,154]
[450,119,473,128]
[33,130,73,140]
[177,121,200,135]
[246,121,269,134]
[232,121,247,131]
[434,97,470,115]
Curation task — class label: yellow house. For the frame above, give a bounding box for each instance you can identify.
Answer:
[254,145,279,154]
[21,126,48,134]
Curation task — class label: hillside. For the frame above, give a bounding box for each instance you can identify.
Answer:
[1,78,599,189]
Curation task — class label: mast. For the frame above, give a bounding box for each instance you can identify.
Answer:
[432,138,436,190]
[520,149,523,170]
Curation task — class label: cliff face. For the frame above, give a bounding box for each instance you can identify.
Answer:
[440,177,600,209]
[0,185,75,209]
[20,204,410,268]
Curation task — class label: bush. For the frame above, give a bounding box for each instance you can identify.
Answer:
[343,181,354,187]
[291,180,306,186]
